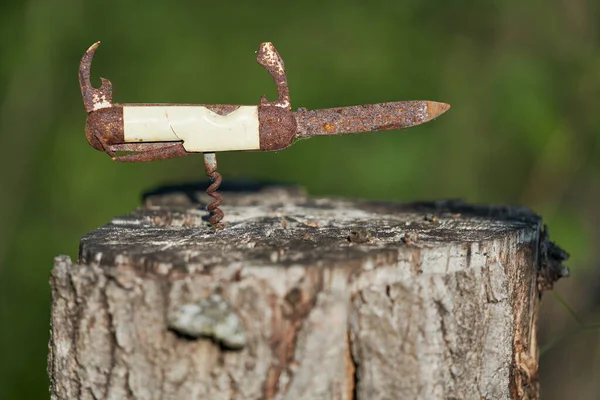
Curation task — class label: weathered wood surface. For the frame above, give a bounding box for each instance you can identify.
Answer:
[49,185,568,400]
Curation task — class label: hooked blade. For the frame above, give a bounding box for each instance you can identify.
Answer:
[294,101,450,138]
[79,41,113,113]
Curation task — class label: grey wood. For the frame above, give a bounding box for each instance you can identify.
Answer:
[48,186,568,400]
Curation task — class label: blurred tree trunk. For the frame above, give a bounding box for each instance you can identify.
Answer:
[48,186,567,400]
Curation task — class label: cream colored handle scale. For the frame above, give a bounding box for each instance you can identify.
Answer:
[123,106,261,152]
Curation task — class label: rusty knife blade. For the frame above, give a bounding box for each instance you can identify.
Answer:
[294,101,450,138]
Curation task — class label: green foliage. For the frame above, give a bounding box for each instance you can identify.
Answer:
[0,0,598,398]
[540,292,600,357]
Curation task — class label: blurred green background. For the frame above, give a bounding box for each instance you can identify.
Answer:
[0,0,598,398]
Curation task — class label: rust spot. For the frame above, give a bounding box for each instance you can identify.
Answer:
[85,106,124,154]
[324,122,336,133]
[203,104,240,115]
[258,106,297,151]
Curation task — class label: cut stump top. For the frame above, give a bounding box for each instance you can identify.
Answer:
[79,185,543,272]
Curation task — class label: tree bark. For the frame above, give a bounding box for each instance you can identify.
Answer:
[48,185,568,400]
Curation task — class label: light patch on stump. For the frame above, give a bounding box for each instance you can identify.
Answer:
[168,294,246,349]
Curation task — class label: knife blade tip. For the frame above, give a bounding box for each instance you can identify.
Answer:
[426,101,451,119]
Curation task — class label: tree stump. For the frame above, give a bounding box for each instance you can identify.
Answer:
[48,186,568,400]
